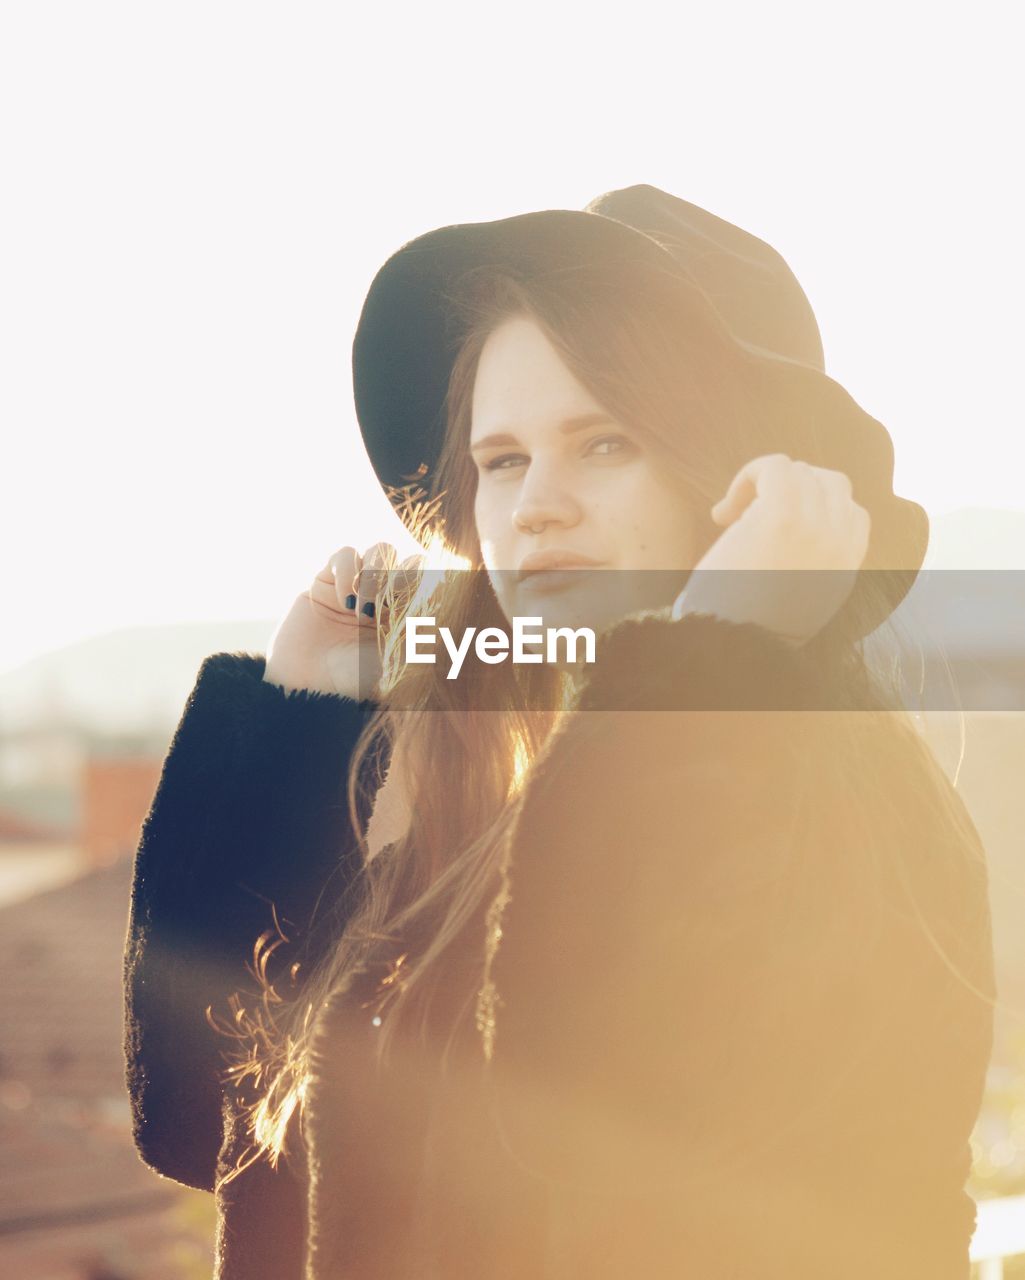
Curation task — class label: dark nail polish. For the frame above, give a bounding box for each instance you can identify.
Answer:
[361,601,375,619]
[344,594,357,610]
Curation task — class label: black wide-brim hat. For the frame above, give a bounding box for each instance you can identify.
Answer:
[352,184,928,641]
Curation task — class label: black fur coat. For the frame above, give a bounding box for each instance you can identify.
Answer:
[123,611,995,1278]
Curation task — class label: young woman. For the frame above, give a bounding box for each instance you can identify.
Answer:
[124,185,996,1279]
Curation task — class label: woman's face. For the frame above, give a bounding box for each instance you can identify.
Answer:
[470,315,700,633]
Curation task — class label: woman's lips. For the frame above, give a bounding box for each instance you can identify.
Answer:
[516,551,606,580]
[517,566,606,593]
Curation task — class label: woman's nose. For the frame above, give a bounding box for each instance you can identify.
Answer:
[511,461,582,533]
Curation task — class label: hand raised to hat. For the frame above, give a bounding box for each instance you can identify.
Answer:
[671,454,871,647]
[264,542,424,701]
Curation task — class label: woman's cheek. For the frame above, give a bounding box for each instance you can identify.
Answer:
[476,525,509,575]
[473,502,499,568]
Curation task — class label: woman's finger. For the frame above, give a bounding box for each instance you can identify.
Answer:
[310,547,371,626]
[710,453,794,526]
[322,546,359,584]
[791,460,829,536]
[355,541,402,620]
[324,547,363,610]
[808,468,870,566]
[819,465,854,500]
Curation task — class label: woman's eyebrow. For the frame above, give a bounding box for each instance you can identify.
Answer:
[469,413,617,454]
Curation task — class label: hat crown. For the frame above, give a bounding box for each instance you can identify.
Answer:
[587,184,825,373]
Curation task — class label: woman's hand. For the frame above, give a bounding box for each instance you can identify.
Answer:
[263,543,423,701]
[671,454,871,646]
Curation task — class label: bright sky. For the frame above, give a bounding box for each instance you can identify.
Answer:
[2,1,1021,674]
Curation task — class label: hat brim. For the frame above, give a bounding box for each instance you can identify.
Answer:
[351,209,928,639]
[352,208,685,491]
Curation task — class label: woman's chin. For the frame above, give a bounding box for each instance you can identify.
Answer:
[509,594,629,639]
[511,571,686,634]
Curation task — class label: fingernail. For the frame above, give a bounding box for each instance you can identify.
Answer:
[345,594,357,610]
[361,601,375,619]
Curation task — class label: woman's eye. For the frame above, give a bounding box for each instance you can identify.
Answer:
[480,435,634,472]
[587,434,632,456]
[482,453,527,472]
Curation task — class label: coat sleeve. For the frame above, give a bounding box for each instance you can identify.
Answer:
[484,611,995,1277]
[123,651,379,1192]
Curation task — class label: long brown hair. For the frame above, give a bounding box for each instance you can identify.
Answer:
[223,262,987,1173]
